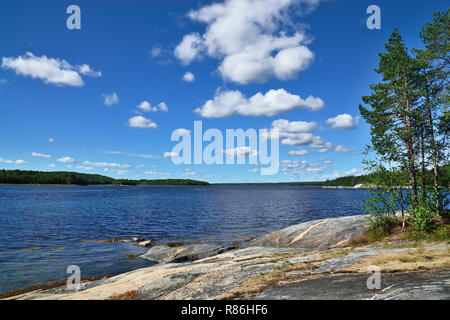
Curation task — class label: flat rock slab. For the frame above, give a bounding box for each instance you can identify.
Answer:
[246,215,368,250]
[253,270,450,300]
[140,244,227,263]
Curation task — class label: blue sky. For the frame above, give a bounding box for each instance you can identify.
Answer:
[0,0,448,183]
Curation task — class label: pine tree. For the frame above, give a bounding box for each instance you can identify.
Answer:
[360,29,420,204]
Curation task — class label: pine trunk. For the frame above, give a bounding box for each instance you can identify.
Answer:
[403,66,418,204]
[424,80,441,213]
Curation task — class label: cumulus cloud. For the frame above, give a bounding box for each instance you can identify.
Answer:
[261,119,356,155]
[48,138,54,143]
[172,128,191,136]
[280,159,325,177]
[1,52,100,86]
[136,101,168,113]
[163,152,179,158]
[174,33,204,65]
[182,71,195,82]
[15,159,28,164]
[288,147,309,156]
[334,145,355,153]
[223,146,258,158]
[309,137,355,154]
[127,116,157,129]
[174,0,320,84]
[31,152,51,159]
[57,156,75,163]
[194,88,323,118]
[0,157,13,164]
[78,64,102,77]
[262,118,318,146]
[103,92,119,106]
[326,113,359,130]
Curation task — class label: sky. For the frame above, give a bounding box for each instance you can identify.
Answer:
[0,0,448,183]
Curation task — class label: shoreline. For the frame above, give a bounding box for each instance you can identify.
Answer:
[3,214,449,300]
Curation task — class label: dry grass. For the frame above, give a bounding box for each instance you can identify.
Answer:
[339,247,450,273]
[107,290,139,300]
[217,250,348,300]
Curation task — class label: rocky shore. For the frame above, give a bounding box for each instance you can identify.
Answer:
[4,214,450,300]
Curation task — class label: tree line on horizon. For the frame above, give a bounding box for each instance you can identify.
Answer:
[358,9,449,233]
[0,169,210,186]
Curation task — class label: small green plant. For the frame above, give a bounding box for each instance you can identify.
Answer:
[410,204,437,232]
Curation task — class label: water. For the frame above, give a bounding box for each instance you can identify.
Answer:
[0,185,366,293]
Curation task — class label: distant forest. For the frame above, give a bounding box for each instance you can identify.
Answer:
[0,170,210,186]
[323,163,450,187]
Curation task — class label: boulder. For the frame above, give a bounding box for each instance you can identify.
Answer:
[140,244,227,263]
[246,215,369,250]
[139,240,153,247]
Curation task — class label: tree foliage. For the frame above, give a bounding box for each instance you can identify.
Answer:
[358,10,449,232]
[0,170,210,186]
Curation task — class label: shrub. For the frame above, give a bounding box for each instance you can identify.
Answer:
[410,204,437,232]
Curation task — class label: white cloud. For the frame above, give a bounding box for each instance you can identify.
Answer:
[174,33,204,65]
[288,148,309,156]
[272,118,317,133]
[163,152,179,158]
[127,116,157,129]
[103,92,119,106]
[15,159,28,164]
[158,102,168,112]
[309,137,355,154]
[0,78,8,85]
[174,0,320,84]
[173,128,191,136]
[321,158,332,164]
[334,145,355,153]
[48,138,54,143]
[223,146,258,158]
[0,157,13,164]
[78,64,102,77]
[1,52,100,86]
[262,118,319,146]
[326,114,359,130]
[48,164,56,167]
[280,159,325,177]
[195,88,323,118]
[182,71,195,82]
[31,152,51,159]
[82,161,131,168]
[136,101,168,113]
[57,156,75,163]
[145,170,158,175]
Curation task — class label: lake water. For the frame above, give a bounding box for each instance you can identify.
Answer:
[0,185,367,293]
